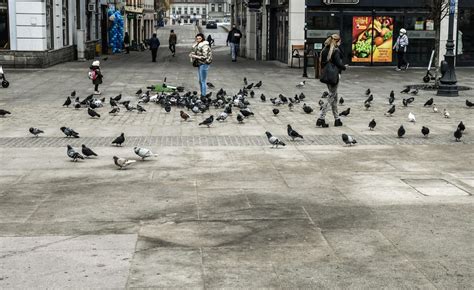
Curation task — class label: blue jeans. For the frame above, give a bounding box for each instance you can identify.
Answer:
[198,64,209,96]
[230,43,239,60]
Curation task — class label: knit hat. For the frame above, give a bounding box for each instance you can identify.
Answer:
[400,28,407,34]
[92,60,100,67]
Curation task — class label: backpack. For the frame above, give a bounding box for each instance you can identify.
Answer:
[88,69,97,80]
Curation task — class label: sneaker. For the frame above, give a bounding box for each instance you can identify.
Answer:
[316,118,329,128]
[334,119,343,127]
[395,68,401,71]
[94,91,101,95]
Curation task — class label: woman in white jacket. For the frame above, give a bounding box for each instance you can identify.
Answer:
[189,33,213,97]
[393,28,409,71]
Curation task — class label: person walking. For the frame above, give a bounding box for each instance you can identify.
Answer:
[317,34,346,128]
[149,33,160,62]
[89,60,103,95]
[207,35,215,47]
[169,30,177,57]
[393,28,409,71]
[189,33,212,98]
[226,25,242,62]
[123,32,130,54]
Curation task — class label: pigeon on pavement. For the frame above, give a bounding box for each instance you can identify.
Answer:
[265,131,286,148]
[109,107,120,115]
[134,146,157,160]
[272,108,280,116]
[29,127,44,137]
[302,103,313,114]
[0,109,11,117]
[458,121,465,132]
[408,112,416,123]
[424,98,434,107]
[199,115,214,127]
[397,125,406,138]
[287,124,303,141]
[67,145,84,162]
[88,108,101,118]
[63,97,72,107]
[82,144,98,158]
[466,99,474,107]
[296,81,306,88]
[454,128,463,142]
[113,156,136,169]
[444,109,450,118]
[368,119,376,130]
[342,134,357,146]
[180,110,190,121]
[339,107,351,117]
[421,126,430,137]
[385,105,396,116]
[61,127,79,138]
[112,133,125,146]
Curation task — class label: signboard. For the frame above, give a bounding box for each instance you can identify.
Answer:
[351,16,394,63]
[307,30,340,39]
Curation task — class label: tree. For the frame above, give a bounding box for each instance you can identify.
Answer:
[425,0,450,66]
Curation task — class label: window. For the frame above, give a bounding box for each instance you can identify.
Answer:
[197,7,200,14]
[172,8,176,14]
[218,4,222,12]
[190,7,194,14]
[184,7,188,15]
[203,7,206,15]
[62,0,69,46]
[211,4,215,12]
[178,7,182,14]
[0,0,9,49]
[46,0,54,49]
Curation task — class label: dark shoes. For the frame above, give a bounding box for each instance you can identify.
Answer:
[232,59,237,62]
[334,119,343,127]
[316,118,329,128]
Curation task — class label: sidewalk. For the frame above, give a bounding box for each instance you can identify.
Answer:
[0,26,473,288]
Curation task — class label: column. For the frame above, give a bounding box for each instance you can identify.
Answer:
[288,0,305,66]
[246,9,257,59]
[439,0,458,66]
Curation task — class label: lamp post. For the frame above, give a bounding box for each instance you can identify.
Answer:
[437,0,458,96]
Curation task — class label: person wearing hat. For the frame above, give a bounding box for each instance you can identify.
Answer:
[393,28,409,71]
[89,60,103,95]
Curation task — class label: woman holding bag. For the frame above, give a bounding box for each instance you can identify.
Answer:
[317,34,346,128]
[189,33,213,98]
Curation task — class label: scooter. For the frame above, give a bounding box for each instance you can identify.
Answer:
[0,66,9,88]
[423,49,437,83]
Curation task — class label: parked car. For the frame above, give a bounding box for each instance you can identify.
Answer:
[206,20,217,29]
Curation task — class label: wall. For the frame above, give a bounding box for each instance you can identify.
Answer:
[14,0,47,51]
[287,0,305,66]
[0,45,75,68]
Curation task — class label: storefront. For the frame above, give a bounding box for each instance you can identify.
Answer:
[457,0,474,66]
[306,0,436,67]
[267,0,289,63]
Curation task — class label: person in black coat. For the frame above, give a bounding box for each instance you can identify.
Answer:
[149,33,161,62]
[124,32,130,54]
[317,34,347,128]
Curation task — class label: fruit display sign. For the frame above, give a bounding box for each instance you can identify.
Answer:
[352,16,394,63]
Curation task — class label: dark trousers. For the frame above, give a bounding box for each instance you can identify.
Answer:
[151,48,158,62]
[94,84,99,91]
[169,44,176,55]
[397,50,407,69]
[125,46,130,54]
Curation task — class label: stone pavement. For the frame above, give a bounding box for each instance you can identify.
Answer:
[0,25,473,288]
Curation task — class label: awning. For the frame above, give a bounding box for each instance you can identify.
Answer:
[125,6,144,14]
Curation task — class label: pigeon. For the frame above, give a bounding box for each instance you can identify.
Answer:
[321,91,329,98]
[341,133,357,146]
[29,127,44,137]
[318,99,325,110]
[454,128,463,142]
[466,100,474,107]
[279,94,288,103]
[405,97,415,106]
[265,131,286,148]
[433,104,438,113]
[88,108,101,118]
[272,108,280,116]
[339,108,351,117]
[364,102,371,110]
[0,109,11,117]
[112,133,125,146]
[296,81,306,88]
[397,125,406,138]
[237,113,244,123]
[60,127,79,138]
[287,124,303,141]
[109,107,120,115]
[250,90,255,98]
[216,112,228,122]
[288,103,294,111]
[365,88,371,96]
[134,146,157,160]
[246,83,254,90]
[424,98,434,107]
[180,110,190,121]
[260,94,266,102]
[240,109,254,118]
[302,103,313,114]
[400,87,410,94]
[110,98,118,107]
[63,96,72,107]
[389,91,395,105]
[443,109,450,118]
[67,145,84,162]
[113,156,136,169]
[458,121,465,132]
[207,82,215,89]
[137,104,146,113]
[135,89,143,95]
[254,81,262,88]
[410,88,419,95]
[365,94,373,104]
[368,119,376,130]
[339,96,344,105]
[408,112,416,123]
[113,94,122,102]
[71,90,76,97]
[421,126,430,137]
[243,77,248,86]
[164,104,171,113]
[199,115,214,127]
[385,105,396,116]
[81,144,98,158]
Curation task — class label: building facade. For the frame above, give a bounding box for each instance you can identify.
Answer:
[168,0,207,25]
[208,0,231,23]
[124,0,156,45]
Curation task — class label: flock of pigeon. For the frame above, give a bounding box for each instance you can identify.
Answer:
[1,76,473,168]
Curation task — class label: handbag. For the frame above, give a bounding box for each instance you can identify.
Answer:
[320,61,339,85]
[192,59,200,67]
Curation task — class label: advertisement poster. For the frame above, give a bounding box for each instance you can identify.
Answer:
[352,16,394,63]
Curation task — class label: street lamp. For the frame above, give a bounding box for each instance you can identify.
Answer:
[437,0,458,96]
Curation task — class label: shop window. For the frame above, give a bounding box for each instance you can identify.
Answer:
[0,0,9,49]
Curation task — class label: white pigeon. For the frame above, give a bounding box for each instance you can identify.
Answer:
[133,147,158,160]
[342,133,357,146]
[92,99,103,108]
[296,81,306,88]
[443,109,450,118]
[433,104,438,113]
[113,156,136,169]
[149,94,159,102]
[216,112,228,122]
[408,112,416,123]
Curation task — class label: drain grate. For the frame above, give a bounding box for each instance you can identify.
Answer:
[402,178,471,196]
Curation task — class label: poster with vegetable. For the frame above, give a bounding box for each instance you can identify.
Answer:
[352,16,394,63]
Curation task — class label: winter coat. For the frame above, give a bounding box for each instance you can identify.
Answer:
[393,34,409,52]
[227,28,242,44]
[124,34,130,45]
[320,46,346,73]
[192,40,212,65]
[149,36,161,49]
[169,33,177,45]
[90,66,103,85]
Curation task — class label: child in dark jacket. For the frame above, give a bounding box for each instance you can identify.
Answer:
[89,60,103,95]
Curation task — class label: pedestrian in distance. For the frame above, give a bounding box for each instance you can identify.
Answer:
[226,24,242,62]
[393,28,409,71]
[88,60,103,95]
[149,33,161,62]
[169,29,177,57]
[207,34,215,47]
[317,34,347,128]
[189,33,213,98]
[123,32,130,54]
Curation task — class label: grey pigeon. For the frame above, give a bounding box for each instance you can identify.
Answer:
[368,119,376,130]
[216,112,228,122]
[265,131,286,148]
[112,133,125,146]
[88,108,100,118]
[0,109,11,117]
[199,115,214,127]
[421,126,430,137]
[385,105,395,116]
[113,156,136,169]
[466,100,474,107]
[137,104,146,113]
[134,146,157,160]
[454,128,462,142]
[67,145,84,162]
[81,144,98,158]
[63,96,71,107]
[109,107,120,115]
[458,121,465,132]
[342,134,357,146]
[237,113,244,123]
[29,127,44,137]
[287,124,303,141]
[60,127,79,138]
[397,125,406,138]
[424,98,434,107]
